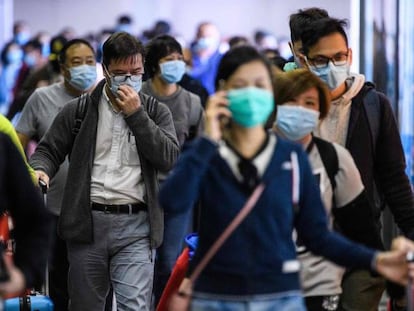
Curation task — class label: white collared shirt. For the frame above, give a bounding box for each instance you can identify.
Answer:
[90,87,146,204]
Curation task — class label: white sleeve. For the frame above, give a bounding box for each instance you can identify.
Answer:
[332,143,365,207]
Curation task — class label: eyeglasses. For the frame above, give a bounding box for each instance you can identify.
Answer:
[110,74,142,83]
[305,51,349,69]
[104,66,143,82]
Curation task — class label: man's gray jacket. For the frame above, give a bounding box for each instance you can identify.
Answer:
[30,80,180,248]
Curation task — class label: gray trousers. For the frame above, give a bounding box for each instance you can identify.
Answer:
[67,210,155,311]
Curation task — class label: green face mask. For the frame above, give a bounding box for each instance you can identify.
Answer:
[227,87,274,128]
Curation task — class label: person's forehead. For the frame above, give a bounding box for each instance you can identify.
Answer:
[66,43,94,58]
[108,54,143,69]
[308,33,347,55]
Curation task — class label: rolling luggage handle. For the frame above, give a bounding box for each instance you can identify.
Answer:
[38,180,49,297]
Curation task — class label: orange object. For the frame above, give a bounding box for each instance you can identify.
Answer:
[156,247,190,311]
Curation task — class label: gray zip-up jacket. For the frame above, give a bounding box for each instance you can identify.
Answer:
[30,80,179,247]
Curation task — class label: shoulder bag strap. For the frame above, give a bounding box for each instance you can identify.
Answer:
[189,182,266,282]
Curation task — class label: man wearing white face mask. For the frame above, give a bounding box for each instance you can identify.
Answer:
[29,32,179,311]
[16,38,98,311]
[301,17,414,311]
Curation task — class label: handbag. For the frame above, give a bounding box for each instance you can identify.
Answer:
[168,183,266,311]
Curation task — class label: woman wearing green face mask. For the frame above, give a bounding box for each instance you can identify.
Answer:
[159,47,414,311]
[272,69,384,311]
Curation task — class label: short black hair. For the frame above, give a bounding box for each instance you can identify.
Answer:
[301,17,349,56]
[214,45,272,90]
[289,7,329,43]
[102,32,145,68]
[144,35,182,78]
[24,39,42,52]
[59,38,95,65]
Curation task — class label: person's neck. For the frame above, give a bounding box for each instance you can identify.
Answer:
[64,80,85,97]
[152,77,178,97]
[227,126,267,159]
[298,134,312,147]
[330,81,347,100]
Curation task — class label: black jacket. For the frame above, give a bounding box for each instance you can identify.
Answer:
[346,83,414,249]
[0,133,51,288]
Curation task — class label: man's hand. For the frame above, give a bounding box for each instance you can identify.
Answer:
[34,170,50,188]
[115,84,141,116]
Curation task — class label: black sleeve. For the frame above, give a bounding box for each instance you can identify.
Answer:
[1,134,52,288]
[333,190,384,249]
[375,93,414,239]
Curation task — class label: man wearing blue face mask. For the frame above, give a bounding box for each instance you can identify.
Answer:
[301,17,414,311]
[15,38,98,311]
[189,22,223,94]
[29,32,179,311]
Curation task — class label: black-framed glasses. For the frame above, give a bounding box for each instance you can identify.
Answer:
[305,51,349,69]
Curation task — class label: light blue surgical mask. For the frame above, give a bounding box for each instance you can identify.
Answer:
[160,60,186,84]
[275,105,320,141]
[24,54,37,67]
[309,61,350,90]
[227,87,274,128]
[193,37,218,53]
[67,64,97,91]
[109,75,142,97]
[15,32,30,46]
[6,49,23,64]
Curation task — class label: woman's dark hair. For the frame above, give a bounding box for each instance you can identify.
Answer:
[58,38,95,65]
[273,68,330,119]
[102,32,145,68]
[144,35,183,78]
[214,45,272,90]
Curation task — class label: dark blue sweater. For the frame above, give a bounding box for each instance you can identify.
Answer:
[159,135,376,296]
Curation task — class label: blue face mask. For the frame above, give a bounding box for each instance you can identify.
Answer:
[24,54,37,67]
[160,60,186,84]
[6,49,23,64]
[15,32,30,46]
[109,75,142,97]
[67,64,97,91]
[193,37,218,53]
[309,61,350,90]
[227,87,274,128]
[275,105,320,141]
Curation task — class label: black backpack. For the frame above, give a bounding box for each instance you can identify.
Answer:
[313,136,339,191]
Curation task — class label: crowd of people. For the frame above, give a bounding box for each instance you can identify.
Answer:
[0,6,413,311]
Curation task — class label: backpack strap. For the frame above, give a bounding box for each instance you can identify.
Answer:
[72,93,88,136]
[362,85,380,157]
[313,136,339,191]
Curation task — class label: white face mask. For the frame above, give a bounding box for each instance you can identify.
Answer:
[275,105,320,141]
[309,61,350,90]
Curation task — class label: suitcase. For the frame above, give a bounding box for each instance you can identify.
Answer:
[4,294,53,311]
